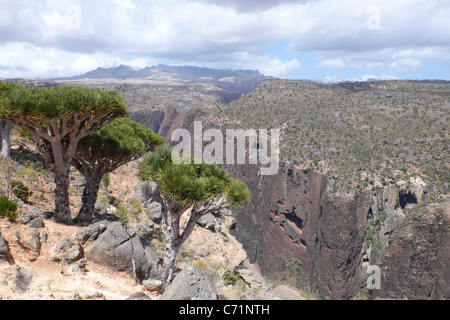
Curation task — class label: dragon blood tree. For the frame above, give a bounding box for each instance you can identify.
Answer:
[0,84,128,223]
[73,117,164,222]
[140,145,251,286]
[0,82,23,158]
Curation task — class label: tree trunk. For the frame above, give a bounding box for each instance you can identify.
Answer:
[161,239,181,286]
[76,176,101,222]
[1,121,12,158]
[53,168,72,224]
[160,205,182,286]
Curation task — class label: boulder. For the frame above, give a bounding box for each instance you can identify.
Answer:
[85,222,160,282]
[76,222,107,244]
[12,266,33,293]
[18,229,41,257]
[135,181,159,205]
[51,238,84,264]
[160,263,217,300]
[0,231,10,259]
[27,216,44,229]
[197,213,216,230]
[238,269,268,288]
[197,213,224,233]
[146,202,162,223]
[17,213,44,229]
[142,278,163,292]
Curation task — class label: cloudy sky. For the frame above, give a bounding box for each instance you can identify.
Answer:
[1,0,449,81]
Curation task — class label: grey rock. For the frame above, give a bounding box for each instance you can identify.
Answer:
[63,245,83,263]
[197,213,216,230]
[142,278,163,292]
[51,238,84,263]
[135,181,159,205]
[19,230,41,255]
[17,213,44,229]
[146,202,162,223]
[76,222,107,244]
[0,231,10,258]
[85,222,160,282]
[67,258,87,274]
[238,269,268,288]
[41,211,54,219]
[220,208,232,216]
[135,222,150,238]
[27,216,44,229]
[73,178,86,187]
[126,292,151,300]
[17,213,38,224]
[13,266,33,293]
[160,263,217,300]
[214,224,222,233]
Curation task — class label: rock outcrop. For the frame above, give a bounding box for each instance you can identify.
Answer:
[160,262,217,300]
[379,204,450,299]
[85,222,160,282]
[224,159,449,300]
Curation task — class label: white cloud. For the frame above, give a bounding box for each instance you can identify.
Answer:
[0,0,449,79]
[389,57,422,70]
[258,58,302,77]
[361,74,398,81]
[315,58,345,68]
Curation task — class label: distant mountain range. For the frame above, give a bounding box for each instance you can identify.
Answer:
[52,64,267,82]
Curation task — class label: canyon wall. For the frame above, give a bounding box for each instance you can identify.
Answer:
[137,108,449,300]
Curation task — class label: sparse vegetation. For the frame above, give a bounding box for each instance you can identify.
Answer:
[0,195,18,220]
[11,181,33,203]
[210,79,450,202]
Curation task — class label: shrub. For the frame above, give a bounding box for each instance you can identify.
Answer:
[11,181,33,203]
[0,196,18,220]
[222,270,241,286]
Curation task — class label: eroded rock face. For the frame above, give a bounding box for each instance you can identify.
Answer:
[309,191,369,299]
[380,204,450,299]
[227,160,449,300]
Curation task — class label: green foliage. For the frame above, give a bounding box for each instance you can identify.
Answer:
[102,173,110,189]
[222,270,242,286]
[365,227,376,246]
[17,127,34,142]
[11,181,33,202]
[0,85,128,120]
[140,145,251,209]
[0,195,18,220]
[78,117,164,159]
[113,199,129,225]
[0,81,23,97]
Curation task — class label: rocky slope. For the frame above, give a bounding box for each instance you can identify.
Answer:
[0,134,307,300]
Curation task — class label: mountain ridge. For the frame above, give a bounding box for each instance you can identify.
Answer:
[51,64,267,81]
